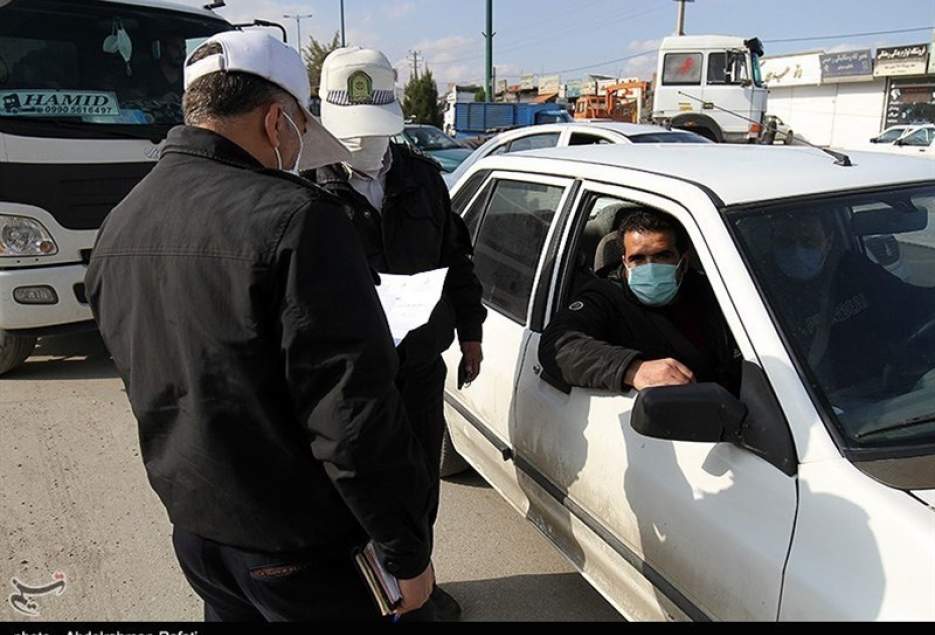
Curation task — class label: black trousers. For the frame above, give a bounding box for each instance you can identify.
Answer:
[395,356,447,531]
[172,527,384,622]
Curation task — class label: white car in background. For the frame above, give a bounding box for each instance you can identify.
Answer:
[441,143,935,621]
[873,125,935,159]
[444,122,711,187]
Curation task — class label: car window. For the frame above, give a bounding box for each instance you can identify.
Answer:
[462,180,493,241]
[663,53,703,85]
[473,179,566,323]
[487,142,509,157]
[628,131,712,144]
[877,127,907,143]
[451,169,491,217]
[506,133,561,153]
[902,128,934,147]
[568,133,614,146]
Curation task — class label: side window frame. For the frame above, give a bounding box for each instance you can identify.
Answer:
[542,179,757,362]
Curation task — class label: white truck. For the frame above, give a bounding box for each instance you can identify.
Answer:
[652,35,770,143]
[0,0,233,374]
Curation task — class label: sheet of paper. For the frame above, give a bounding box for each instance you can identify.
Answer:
[375,267,449,346]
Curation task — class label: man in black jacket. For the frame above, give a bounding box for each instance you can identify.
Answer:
[310,47,487,621]
[541,209,740,394]
[86,31,434,622]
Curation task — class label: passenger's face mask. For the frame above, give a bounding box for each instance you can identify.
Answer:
[776,244,829,281]
[274,111,304,176]
[626,259,685,307]
[341,136,390,177]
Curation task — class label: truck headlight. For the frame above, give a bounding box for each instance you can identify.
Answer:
[0,215,59,257]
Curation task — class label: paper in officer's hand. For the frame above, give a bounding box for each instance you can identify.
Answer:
[375,268,449,346]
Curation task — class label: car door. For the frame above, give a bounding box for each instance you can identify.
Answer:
[442,171,575,493]
[510,180,799,621]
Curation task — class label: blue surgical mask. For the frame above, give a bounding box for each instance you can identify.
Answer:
[776,245,828,281]
[626,260,684,307]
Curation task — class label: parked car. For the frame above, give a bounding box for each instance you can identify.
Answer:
[869,125,917,146]
[442,143,935,621]
[393,124,474,174]
[874,124,935,160]
[445,122,711,186]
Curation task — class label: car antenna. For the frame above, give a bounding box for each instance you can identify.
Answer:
[676,91,853,167]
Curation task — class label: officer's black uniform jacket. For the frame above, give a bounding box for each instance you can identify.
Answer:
[540,268,741,394]
[310,144,486,368]
[85,126,432,579]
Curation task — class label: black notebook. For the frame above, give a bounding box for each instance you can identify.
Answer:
[354,542,403,617]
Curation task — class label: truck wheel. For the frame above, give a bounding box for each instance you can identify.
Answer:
[0,332,38,376]
[440,424,470,479]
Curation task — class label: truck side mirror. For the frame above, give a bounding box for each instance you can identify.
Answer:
[631,383,747,444]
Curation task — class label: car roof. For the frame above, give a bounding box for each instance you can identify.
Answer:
[472,143,935,206]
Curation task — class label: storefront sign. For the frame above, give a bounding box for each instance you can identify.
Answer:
[520,74,537,91]
[874,44,930,77]
[885,78,935,127]
[538,74,561,96]
[761,53,823,87]
[564,80,583,99]
[820,49,874,83]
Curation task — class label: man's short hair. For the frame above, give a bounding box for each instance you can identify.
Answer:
[182,42,295,125]
[617,209,690,255]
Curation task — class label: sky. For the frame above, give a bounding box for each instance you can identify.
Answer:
[177,0,935,89]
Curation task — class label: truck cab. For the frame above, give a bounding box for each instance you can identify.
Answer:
[0,0,232,374]
[652,35,768,143]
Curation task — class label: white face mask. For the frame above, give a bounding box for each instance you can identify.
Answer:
[274,111,304,176]
[103,21,133,76]
[341,137,390,177]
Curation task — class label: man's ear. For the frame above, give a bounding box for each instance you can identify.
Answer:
[262,102,283,150]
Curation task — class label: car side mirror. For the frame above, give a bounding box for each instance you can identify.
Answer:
[870,138,879,144]
[631,383,747,444]
[741,79,753,88]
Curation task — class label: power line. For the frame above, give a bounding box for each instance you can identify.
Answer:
[764,26,935,44]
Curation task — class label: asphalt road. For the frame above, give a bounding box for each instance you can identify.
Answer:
[1,332,621,622]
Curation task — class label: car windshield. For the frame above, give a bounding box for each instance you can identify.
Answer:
[729,185,935,452]
[628,131,712,144]
[0,0,229,137]
[877,127,909,143]
[406,126,460,151]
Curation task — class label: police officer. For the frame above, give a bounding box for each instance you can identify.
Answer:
[309,47,487,621]
[86,31,435,622]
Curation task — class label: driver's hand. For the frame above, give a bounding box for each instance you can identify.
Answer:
[625,359,695,391]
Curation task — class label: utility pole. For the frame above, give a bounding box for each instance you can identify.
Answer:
[409,50,423,81]
[483,0,495,101]
[673,0,694,36]
[283,13,313,51]
[339,0,346,47]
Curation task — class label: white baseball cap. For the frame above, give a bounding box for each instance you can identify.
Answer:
[319,47,404,139]
[184,30,349,169]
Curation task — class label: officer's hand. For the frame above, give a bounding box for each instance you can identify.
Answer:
[396,562,435,616]
[460,341,483,384]
[625,359,695,391]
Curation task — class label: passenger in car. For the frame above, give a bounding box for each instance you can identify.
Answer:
[540,209,741,393]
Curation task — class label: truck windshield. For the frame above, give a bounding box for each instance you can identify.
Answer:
[0,0,229,137]
[729,185,935,454]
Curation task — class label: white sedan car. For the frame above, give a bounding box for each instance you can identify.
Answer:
[874,125,935,159]
[444,122,710,186]
[442,143,935,621]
